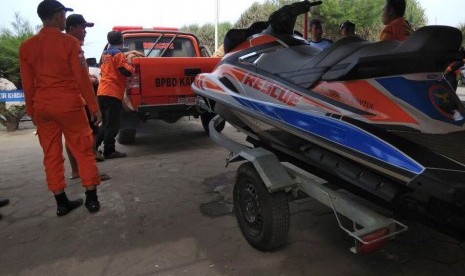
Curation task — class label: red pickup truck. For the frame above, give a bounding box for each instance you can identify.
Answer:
[107,26,222,144]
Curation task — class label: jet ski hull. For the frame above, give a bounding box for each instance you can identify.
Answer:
[193,22,465,238]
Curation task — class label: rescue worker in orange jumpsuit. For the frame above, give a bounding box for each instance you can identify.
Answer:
[96,31,134,159]
[64,13,111,181]
[380,0,413,41]
[19,0,102,216]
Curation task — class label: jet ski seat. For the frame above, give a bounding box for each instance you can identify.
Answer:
[256,25,462,88]
[323,25,463,81]
[255,35,372,88]
[275,36,372,88]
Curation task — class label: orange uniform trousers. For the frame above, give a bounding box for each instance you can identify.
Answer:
[34,103,101,192]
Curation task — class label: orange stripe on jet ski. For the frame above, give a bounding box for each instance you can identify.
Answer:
[204,78,226,94]
[228,34,279,54]
[313,80,418,124]
[195,73,226,94]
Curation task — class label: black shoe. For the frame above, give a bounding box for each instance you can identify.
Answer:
[85,189,100,213]
[104,151,127,159]
[54,193,83,217]
[0,197,9,207]
[56,198,83,217]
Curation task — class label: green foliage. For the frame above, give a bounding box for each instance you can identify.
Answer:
[0,13,34,130]
[234,1,278,29]
[319,0,426,41]
[0,13,36,88]
[181,0,427,51]
[181,22,232,53]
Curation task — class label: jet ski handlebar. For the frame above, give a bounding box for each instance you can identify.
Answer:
[268,0,322,35]
[223,1,322,53]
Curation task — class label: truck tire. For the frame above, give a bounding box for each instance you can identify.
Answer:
[117,128,136,144]
[234,162,289,251]
[200,112,225,134]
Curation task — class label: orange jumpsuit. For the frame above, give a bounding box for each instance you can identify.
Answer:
[380,17,413,41]
[19,27,101,192]
[97,48,133,100]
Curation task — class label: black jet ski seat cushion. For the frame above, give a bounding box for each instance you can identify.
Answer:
[394,25,462,53]
[271,36,371,88]
[323,25,464,81]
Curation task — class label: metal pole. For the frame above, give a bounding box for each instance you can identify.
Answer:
[215,0,219,50]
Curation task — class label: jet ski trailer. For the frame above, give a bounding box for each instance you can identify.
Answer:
[208,116,407,253]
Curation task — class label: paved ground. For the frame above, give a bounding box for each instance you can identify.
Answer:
[1,118,465,276]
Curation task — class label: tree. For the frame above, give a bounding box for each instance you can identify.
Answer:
[0,13,35,131]
[319,0,426,41]
[181,0,427,53]
[234,1,278,29]
[0,13,36,88]
[181,22,232,53]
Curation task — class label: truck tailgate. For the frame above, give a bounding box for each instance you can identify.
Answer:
[137,57,221,105]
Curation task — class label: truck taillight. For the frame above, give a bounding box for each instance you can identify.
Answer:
[127,65,140,94]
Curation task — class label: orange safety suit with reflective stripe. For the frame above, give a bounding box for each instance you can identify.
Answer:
[97,47,133,100]
[380,17,413,42]
[19,27,100,192]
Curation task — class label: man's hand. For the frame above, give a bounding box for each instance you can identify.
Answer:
[124,50,144,57]
[125,50,144,63]
[91,110,102,126]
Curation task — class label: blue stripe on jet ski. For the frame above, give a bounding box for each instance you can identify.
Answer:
[377,77,465,125]
[233,95,424,175]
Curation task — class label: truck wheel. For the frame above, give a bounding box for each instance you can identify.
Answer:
[200,112,225,134]
[234,162,289,251]
[118,128,136,144]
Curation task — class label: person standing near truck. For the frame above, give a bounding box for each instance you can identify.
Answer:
[19,0,102,216]
[64,14,111,182]
[96,31,134,159]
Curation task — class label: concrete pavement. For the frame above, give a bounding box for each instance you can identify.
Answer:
[0,118,465,275]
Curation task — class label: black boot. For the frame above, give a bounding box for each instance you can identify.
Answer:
[54,192,83,217]
[85,189,100,213]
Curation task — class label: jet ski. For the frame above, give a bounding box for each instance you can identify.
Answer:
[193,0,465,239]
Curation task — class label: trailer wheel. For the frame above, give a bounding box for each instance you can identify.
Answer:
[117,128,136,144]
[200,112,225,134]
[234,162,289,251]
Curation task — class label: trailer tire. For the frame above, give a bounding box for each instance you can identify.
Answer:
[117,128,136,144]
[201,112,225,134]
[234,162,289,251]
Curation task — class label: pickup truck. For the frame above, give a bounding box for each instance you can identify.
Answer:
[107,26,223,144]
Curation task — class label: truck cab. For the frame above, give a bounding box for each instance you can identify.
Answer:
[106,26,221,144]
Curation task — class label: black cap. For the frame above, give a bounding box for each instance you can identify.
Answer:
[37,0,73,20]
[107,31,123,45]
[340,20,355,30]
[66,14,94,29]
